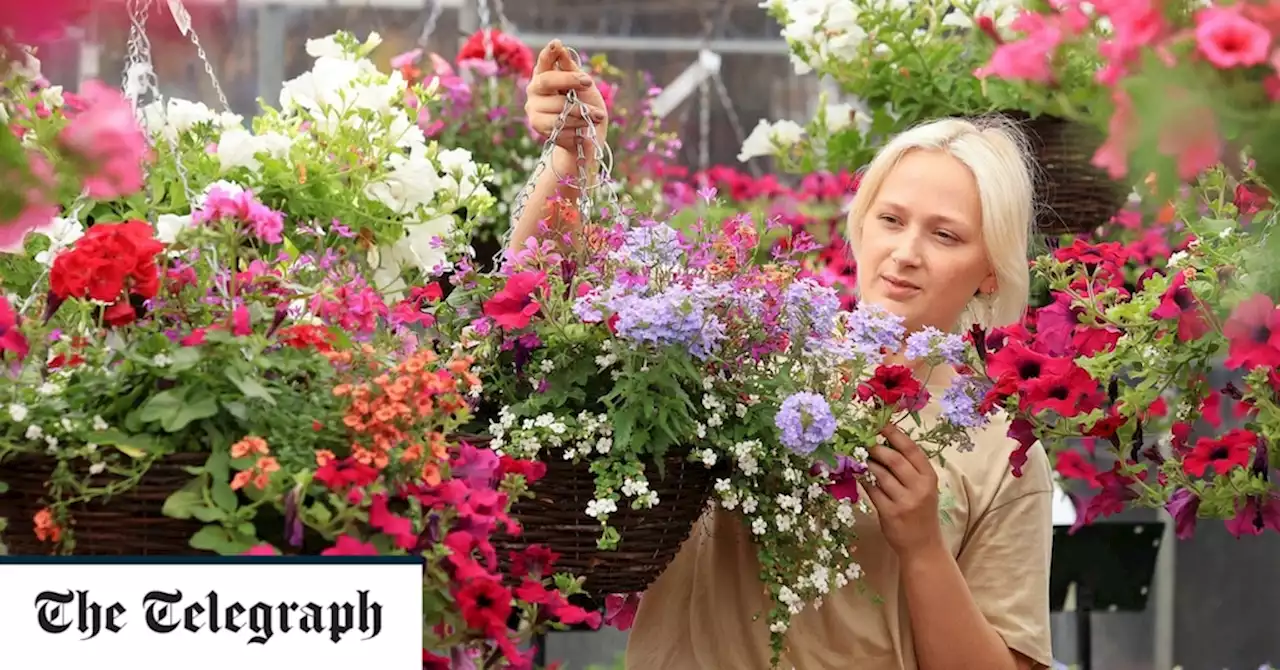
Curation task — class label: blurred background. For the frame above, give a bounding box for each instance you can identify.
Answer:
[27,1,1280,668]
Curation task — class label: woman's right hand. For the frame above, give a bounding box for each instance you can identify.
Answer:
[525,40,609,162]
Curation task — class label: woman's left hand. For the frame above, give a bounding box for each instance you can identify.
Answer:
[865,424,945,559]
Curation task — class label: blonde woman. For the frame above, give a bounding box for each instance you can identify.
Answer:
[515,42,1054,670]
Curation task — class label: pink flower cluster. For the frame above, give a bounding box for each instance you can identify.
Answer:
[977,0,1280,181]
[193,186,285,244]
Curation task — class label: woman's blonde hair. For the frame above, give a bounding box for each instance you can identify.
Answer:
[845,115,1037,331]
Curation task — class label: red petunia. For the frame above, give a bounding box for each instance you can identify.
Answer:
[320,534,380,556]
[1182,428,1257,478]
[987,342,1073,387]
[858,364,928,410]
[1224,494,1280,538]
[483,271,547,330]
[455,576,513,633]
[1150,270,1210,341]
[1020,362,1104,418]
[1222,293,1280,370]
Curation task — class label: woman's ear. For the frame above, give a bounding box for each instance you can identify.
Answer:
[977,273,998,296]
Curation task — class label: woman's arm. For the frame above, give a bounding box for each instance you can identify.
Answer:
[507,145,595,252]
[867,425,1052,670]
[900,542,1036,670]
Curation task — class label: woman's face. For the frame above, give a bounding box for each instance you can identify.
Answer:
[854,149,997,334]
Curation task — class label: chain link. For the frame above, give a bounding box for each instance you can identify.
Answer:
[416,0,443,49]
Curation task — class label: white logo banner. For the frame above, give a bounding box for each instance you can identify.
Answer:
[0,557,422,669]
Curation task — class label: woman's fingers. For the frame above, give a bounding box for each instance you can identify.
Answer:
[865,461,906,502]
[527,70,593,97]
[533,40,562,75]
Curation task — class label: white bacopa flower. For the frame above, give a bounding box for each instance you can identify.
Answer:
[8,404,28,422]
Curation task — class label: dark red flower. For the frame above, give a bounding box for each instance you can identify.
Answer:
[483,271,546,330]
[1055,449,1099,487]
[1222,294,1280,370]
[1224,494,1280,538]
[1150,270,1210,341]
[1183,428,1257,478]
[858,364,928,410]
[1165,488,1200,540]
[509,545,560,579]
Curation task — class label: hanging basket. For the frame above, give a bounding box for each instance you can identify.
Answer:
[0,453,207,555]
[1000,111,1129,236]
[473,436,718,598]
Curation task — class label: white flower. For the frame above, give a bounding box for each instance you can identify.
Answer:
[31,216,84,266]
[89,462,106,475]
[365,147,442,213]
[8,404,28,422]
[216,128,293,173]
[752,517,768,535]
[305,35,348,60]
[279,57,369,114]
[738,119,806,162]
[155,213,194,245]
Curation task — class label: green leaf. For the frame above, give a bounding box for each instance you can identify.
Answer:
[189,525,256,555]
[0,481,8,494]
[211,478,238,513]
[224,367,276,405]
[167,387,219,432]
[90,429,164,459]
[204,449,231,481]
[167,346,203,373]
[162,483,204,519]
[191,506,227,523]
[136,388,187,426]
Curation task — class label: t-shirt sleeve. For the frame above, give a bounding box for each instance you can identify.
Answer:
[956,441,1055,669]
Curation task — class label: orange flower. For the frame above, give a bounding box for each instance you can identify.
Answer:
[316,449,336,467]
[33,507,61,543]
[230,436,269,459]
[252,457,280,489]
[422,461,442,487]
[230,470,254,490]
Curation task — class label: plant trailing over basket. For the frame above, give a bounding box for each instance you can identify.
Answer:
[437,181,994,664]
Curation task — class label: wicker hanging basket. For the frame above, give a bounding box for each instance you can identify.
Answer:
[999,111,1129,236]
[0,453,207,555]
[477,435,718,598]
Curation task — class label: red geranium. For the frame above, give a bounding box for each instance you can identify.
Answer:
[457,29,534,78]
[47,220,164,326]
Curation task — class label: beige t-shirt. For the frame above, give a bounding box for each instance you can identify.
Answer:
[625,385,1055,670]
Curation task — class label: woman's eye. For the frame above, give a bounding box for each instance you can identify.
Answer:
[879,215,900,226]
[935,230,958,242]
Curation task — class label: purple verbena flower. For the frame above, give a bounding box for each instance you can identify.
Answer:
[775,391,837,455]
[905,326,967,366]
[939,374,990,429]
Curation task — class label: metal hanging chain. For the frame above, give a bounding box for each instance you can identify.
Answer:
[504,46,622,265]
[166,0,231,113]
[476,0,498,108]
[120,0,197,218]
[416,0,443,50]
